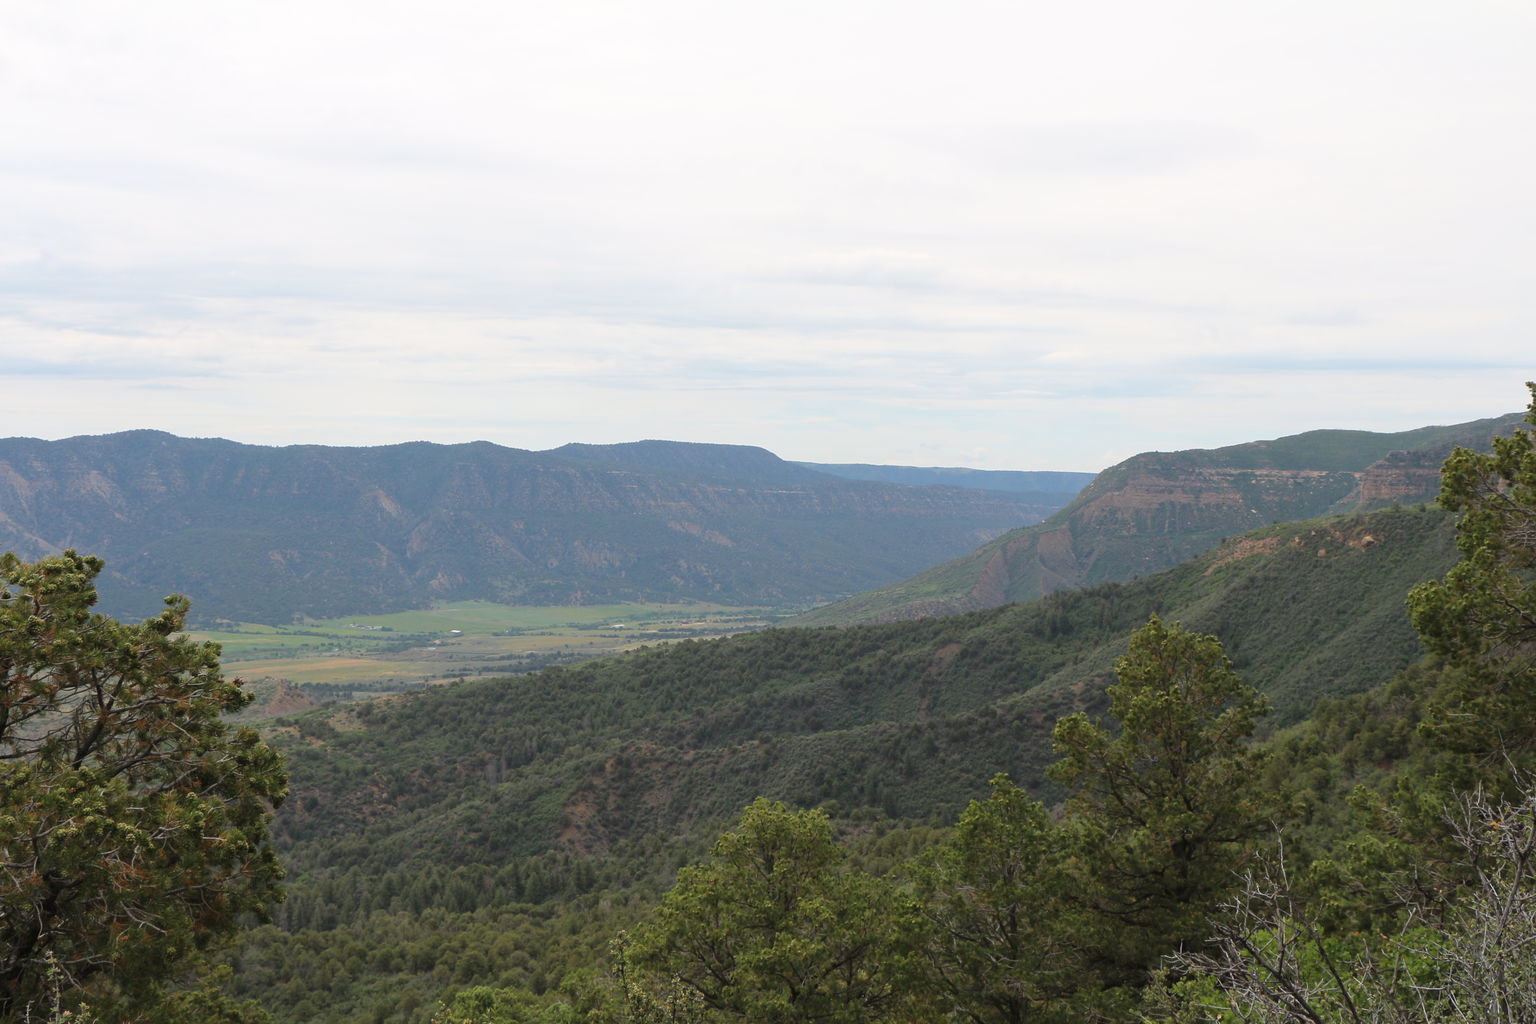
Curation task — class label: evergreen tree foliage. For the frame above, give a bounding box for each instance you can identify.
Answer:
[1410,381,1536,779]
[0,551,287,1021]
[627,799,925,1023]
[914,774,1085,1024]
[1154,784,1536,1024]
[1049,616,1272,980]
[430,984,559,1024]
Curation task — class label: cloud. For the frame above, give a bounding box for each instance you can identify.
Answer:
[0,1,1532,470]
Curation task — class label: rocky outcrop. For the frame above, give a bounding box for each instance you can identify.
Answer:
[796,410,1527,625]
[1344,449,1448,510]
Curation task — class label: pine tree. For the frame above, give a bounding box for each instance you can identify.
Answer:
[0,551,287,1020]
[1409,381,1536,781]
[628,799,925,1023]
[1049,616,1271,982]
[915,774,1085,1024]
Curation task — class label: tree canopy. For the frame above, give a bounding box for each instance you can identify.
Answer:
[628,798,924,1024]
[1410,381,1536,779]
[1050,615,1272,980]
[0,551,287,1021]
[914,774,1085,1024]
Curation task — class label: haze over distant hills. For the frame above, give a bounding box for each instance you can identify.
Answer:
[0,432,1076,623]
[796,411,1526,625]
[1,411,1519,632]
[795,462,1095,500]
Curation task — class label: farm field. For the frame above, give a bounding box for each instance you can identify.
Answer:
[190,600,784,700]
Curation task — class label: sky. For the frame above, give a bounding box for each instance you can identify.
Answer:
[3,1,1533,472]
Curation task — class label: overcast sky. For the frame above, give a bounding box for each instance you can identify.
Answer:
[3,2,1532,471]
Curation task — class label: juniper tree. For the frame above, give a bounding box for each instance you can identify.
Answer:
[1050,616,1272,982]
[0,551,286,1020]
[628,798,925,1024]
[1409,382,1536,783]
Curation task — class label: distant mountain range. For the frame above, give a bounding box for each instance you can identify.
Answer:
[0,432,1080,623]
[795,412,1526,625]
[795,462,1095,499]
[3,412,1520,631]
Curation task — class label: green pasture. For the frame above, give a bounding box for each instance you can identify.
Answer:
[302,599,757,634]
[190,600,780,692]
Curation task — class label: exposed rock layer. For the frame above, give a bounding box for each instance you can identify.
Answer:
[796,411,1525,625]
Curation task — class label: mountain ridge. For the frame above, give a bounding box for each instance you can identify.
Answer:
[0,432,1072,623]
[793,462,1095,498]
[795,411,1524,625]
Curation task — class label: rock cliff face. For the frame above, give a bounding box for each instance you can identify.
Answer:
[795,411,1526,625]
[0,432,1074,622]
[1348,448,1448,509]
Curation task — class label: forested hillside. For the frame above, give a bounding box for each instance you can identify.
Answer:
[798,411,1524,625]
[0,433,1069,622]
[221,502,1465,1021]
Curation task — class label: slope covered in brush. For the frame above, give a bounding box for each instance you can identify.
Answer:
[795,412,1522,625]
[270,506,1454,880]
[231,504,1460,1021]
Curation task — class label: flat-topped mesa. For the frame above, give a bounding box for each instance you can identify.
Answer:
[794,410,1527,627]
[0,433,1078,623]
